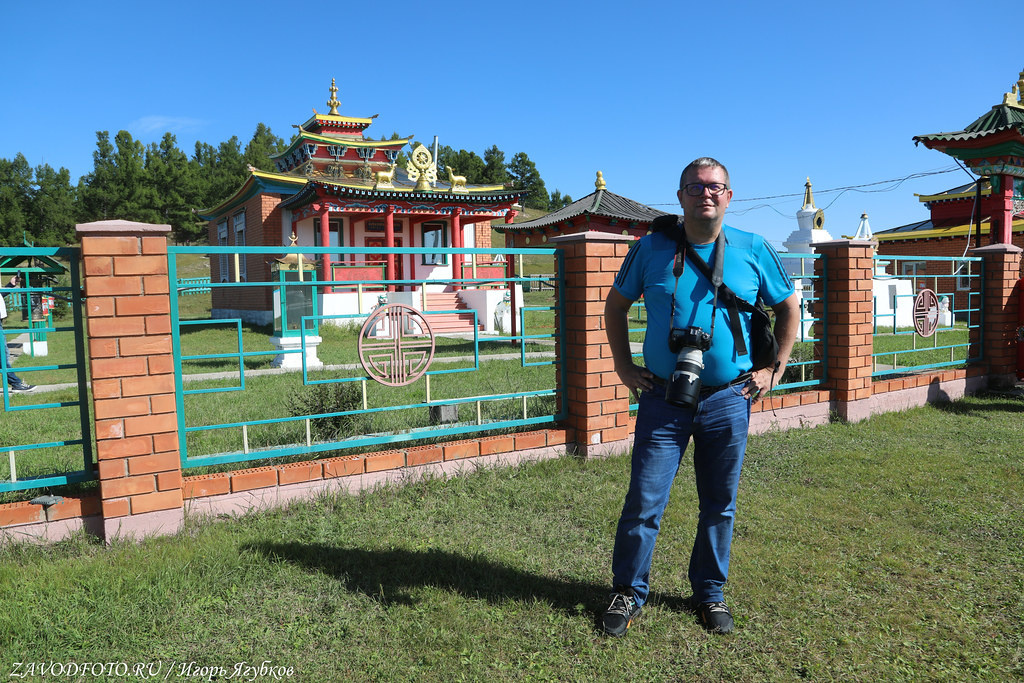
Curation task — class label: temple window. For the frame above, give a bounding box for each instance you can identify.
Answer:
[313,218,343,261]
[421,222,448,265]
[233,212,247,281]
[217,220,228,282]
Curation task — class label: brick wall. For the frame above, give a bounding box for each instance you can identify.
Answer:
[0,227,1014,544]
[77,220,184,539]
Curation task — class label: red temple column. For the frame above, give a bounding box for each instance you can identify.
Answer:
[992,173,1016,245]
[452,208,463,290]
[319,206,331,285]
[385,206,395,293]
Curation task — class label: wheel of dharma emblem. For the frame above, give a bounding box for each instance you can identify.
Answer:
[913,288,940,337]
[357,303,436,386]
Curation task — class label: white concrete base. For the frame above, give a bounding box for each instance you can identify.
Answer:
[103,508,184,543]
[269,335,323,370]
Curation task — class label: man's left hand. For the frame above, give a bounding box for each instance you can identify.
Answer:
[742,367,776,402]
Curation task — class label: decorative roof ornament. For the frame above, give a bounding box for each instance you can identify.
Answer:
[327,78,341,116]
[406,143,437,192]
[1001,70,1024,110]
[595,171,606,190]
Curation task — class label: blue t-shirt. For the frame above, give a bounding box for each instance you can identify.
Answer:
[612,224,794,386]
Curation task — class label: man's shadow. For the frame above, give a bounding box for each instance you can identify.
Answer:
[249,542,603,616]
[247,542,698,631]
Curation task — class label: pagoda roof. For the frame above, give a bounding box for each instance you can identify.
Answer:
[301,112,375,132]
[196,169,307,220]
[914,71,1024,158]
[914,104,1024,147]
[497,174,668,231]
[278,167,524,211]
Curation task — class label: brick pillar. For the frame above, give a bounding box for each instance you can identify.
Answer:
[77,220,184,541]
[970,243,1022,389]
[814,240,875,422]
[550,232,635,456]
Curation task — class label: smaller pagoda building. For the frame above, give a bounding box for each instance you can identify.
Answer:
[878,70,1024,251]
[495,172,669,247]
[198,79,526,327]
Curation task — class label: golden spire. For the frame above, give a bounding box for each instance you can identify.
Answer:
[802,177,816,210]
[327,78,341,116]
[1002,70,1024,109]
[595,170,606,190]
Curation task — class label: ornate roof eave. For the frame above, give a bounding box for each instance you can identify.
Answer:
[301,113,375,130]
[279,180,526,211]
[196,169,307,220]
[914,122,1024,150]
[271,132,413,160]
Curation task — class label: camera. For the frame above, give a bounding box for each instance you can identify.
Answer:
[665,326,712,408]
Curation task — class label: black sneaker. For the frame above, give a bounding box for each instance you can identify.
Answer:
[688,597,734,634]
[602,589,641,637]
[9,382,35,393]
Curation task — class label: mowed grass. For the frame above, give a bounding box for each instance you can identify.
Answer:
[1,394,1021,681]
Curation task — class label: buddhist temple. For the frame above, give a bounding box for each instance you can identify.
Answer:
[198,79,527,327]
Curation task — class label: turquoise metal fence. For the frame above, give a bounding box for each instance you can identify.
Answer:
[783,252,827,391]
[0,247,94,493]
[177,277,211,295]
[870,254,983,377]
[168,245,565,470]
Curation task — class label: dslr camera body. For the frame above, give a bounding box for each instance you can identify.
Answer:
[665,326,712,408]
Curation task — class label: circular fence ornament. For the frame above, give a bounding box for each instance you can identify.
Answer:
[913,288,940,338]
[357,303,435,386]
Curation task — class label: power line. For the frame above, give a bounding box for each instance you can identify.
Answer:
[645,166,961,208]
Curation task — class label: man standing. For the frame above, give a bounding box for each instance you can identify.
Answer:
[1,274,36,394]
[601,158,798,635]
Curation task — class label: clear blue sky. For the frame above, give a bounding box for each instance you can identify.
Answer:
[2,0,1021,248]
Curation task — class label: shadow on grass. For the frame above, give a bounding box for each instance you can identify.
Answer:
[248,541,646,629]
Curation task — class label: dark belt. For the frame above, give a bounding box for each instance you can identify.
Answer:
[649,372,752,396]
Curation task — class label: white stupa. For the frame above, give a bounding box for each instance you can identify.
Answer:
[782,178,834,266]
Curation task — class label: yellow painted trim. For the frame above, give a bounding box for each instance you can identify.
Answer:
[250,169,310,184]
[915,189,991,203]
[301,131,412,147]
[875,217,1024,241]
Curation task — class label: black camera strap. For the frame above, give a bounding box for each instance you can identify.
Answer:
[670,222,748,358]
[669,227,722,344]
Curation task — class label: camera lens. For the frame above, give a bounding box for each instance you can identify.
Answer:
[665,347,704,409]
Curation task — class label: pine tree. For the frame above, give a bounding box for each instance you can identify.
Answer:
[29,163,76,245]
[507,152,549,210]
[483,145,509,186]
[0,154,32,246]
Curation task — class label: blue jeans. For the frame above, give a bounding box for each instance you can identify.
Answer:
[0,319,23,387]
[612,385,751,606]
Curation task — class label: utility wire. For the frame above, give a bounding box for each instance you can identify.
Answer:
[646,166,961,209]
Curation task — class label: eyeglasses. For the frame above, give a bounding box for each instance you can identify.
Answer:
[682,182,729,197]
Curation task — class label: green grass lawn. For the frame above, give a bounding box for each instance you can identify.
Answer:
[1,394,1021,680]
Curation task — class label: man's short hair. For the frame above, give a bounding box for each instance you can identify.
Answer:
[679,157,730,190]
